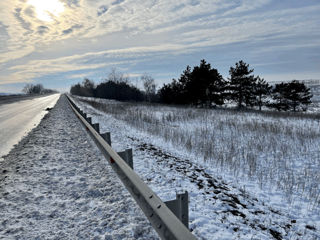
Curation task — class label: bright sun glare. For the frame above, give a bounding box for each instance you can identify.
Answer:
[27,0,65,22]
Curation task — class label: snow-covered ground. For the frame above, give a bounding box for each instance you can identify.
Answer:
[0,95,157,239]
[73,96,320,240]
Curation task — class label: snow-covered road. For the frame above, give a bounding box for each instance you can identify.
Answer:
[0,94,60,160]
[0,95,158,239]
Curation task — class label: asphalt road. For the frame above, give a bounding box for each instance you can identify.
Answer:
[0,94,60,160]
[0,93,55,106]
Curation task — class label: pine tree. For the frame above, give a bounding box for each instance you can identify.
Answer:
[158,79,185,104]
[271,80,312,111]
[158,60,226,106]
[70,83,82,95]
[254,76,272,111]
[177,66,192,104]
[186,59,226,106]
[228,60,256,108]
[270,82,290,111]
[285,80,312,111]
[82,78,95,97]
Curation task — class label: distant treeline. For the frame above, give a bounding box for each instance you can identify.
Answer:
[70,69,145,102]
[70,60,313,112]
[22,84,58,94]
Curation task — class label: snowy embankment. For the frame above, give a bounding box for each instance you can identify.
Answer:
[0,95,157,239]
[74,96,319,240]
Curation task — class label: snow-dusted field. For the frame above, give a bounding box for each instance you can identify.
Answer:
[0,95,157,239]
[74,96,319,240]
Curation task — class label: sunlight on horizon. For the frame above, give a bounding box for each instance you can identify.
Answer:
[27,0,65,22]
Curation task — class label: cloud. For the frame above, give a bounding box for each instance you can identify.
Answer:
[67,72,95,80]
[190,0,200,6]
[263,72,320,83]
[13,8,32,31]
[0,0,319,91]
[62,24,83,35]
[97,5,108,16]
[3,0,318,55]
[64,0,81,8]
[37,25,49,35]
[112,0,125,6]
[0,59,108,85]
[0,45,35,65]
[0,41,193,85]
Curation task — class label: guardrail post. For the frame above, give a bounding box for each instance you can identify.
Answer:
[117,149,133,169]
[92,123,100,133]
[165,191,189,229]
[101,132,112,146]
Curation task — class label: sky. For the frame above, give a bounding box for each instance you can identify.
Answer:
[0,0,319,93]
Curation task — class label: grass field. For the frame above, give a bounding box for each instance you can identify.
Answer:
[78,97,320,210]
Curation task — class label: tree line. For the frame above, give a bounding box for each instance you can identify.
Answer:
[70,69,156,102]
[70,60,313,112]
[70,69,145,102]
[22,84,58,94]
[159,60,312,112]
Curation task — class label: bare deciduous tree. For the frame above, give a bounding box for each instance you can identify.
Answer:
[22,84,44,94]
[107,68,129,83]
[141,74,156,102]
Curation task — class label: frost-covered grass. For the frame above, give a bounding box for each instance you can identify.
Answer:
[78,97,320,209]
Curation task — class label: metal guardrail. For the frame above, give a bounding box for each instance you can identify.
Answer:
[66,95,197,240]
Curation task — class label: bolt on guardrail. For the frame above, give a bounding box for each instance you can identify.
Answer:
[66,95,196,240]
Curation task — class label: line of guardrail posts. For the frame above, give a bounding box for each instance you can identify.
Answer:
[165,191,189,229]
[117,149,133,169]
[66,97,193,236]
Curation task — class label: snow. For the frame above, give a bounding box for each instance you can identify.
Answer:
[73,96,320,240]
[0,95,158,239]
